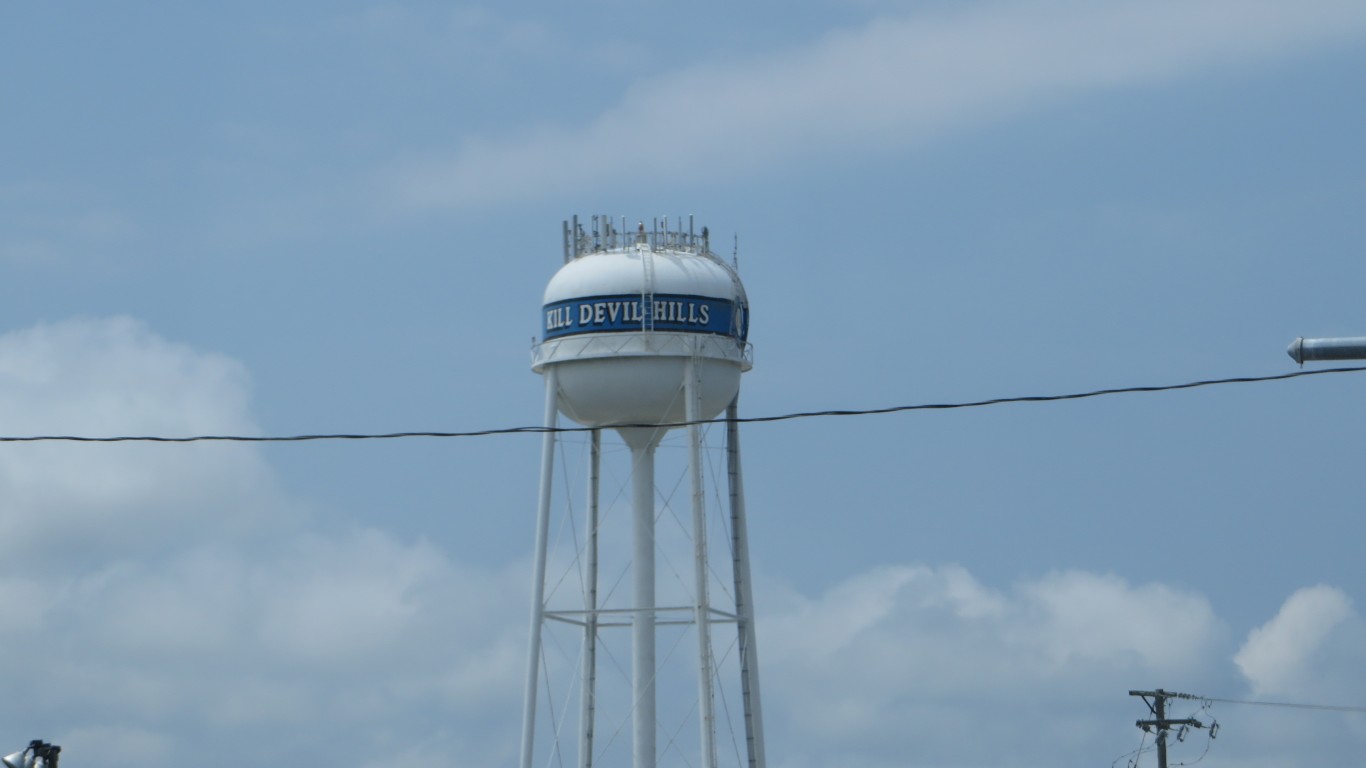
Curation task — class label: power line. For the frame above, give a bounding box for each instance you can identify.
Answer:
[1201,697,1366,714]
[1,365,1363,444]
[1155,689,1366,713]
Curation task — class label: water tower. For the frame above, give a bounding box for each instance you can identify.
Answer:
[520,215,766,768]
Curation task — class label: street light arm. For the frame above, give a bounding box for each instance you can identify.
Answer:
[1287,336,1366,364]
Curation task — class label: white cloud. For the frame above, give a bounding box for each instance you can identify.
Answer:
[1187,587,1366,768]
[388,0,1366,210]
[32,533,526,712]
[0,317,288,566]
[0,317,527,767]
[765,564,1221,686]
[753,569,1366,767]
[1235,585,1366,699]
[759,565,1224,766]
[1013,570,1219,673]
[3,531,528,764]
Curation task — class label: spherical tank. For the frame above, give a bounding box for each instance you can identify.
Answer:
[532,221,751,429]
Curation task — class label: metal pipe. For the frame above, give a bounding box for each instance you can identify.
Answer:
[520,367,560,768]
[687,355,718,768]
[580,429,601,768]
[1287,336,1366,364]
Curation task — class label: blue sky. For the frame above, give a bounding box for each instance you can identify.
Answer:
[3,1,1366,766]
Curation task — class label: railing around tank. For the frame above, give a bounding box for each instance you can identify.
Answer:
[563,214,716,262]
[531,334,753,371]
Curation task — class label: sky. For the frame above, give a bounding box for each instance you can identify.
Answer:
[2,0,1366,765]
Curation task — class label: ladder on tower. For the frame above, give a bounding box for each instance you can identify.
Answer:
[640,233,656,332]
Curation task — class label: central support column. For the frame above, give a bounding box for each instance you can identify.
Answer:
[620,426,663,768]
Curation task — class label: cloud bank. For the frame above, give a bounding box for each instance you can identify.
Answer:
[760,565,1225,767]
[1236,585,1366,701]
[0,318,1361,766]
[0,318,528,766]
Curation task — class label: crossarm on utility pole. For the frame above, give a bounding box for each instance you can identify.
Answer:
[1129,689,1209,768]
[1137,718,1204,730]
[1128,689,1202,701]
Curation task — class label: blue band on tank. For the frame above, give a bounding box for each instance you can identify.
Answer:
[543,293,747,341]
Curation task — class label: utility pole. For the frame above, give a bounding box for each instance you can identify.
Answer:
[1129,689,1207,768]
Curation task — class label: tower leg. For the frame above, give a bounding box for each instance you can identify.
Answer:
[520,369,560,768]
[727,398,767,768]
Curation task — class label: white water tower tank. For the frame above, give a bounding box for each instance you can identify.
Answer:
[521,215,766,768]
[532,216,751,429]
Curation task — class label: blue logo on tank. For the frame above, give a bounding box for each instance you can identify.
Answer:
[543,294,747,341]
